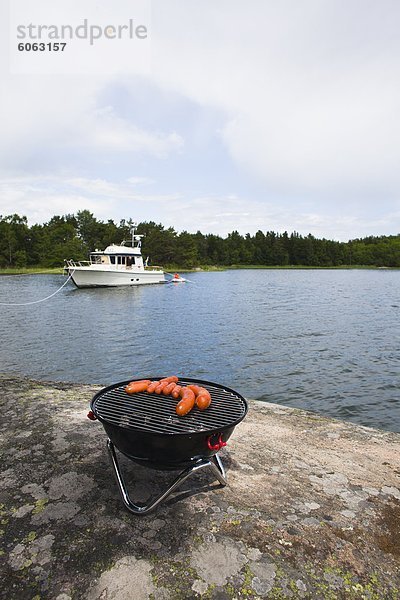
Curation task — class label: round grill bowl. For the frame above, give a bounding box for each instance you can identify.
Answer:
[91,377,248,470]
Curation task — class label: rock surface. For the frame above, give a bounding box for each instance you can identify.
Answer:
[0,375,399,599]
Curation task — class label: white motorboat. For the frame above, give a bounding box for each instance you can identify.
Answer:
[64,224,166,288]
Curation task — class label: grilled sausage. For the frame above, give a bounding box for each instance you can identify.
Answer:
[187,384,212,410]
[163,382,176,395]
[155,380,170,394]
[159,376,179,384]
[146,380,160,393]
[196,393,211,410]
[176,388,195,416]
[197,387,211,402]
[171,385,182,398]
[125,380,151,394]
[187,384,202,396]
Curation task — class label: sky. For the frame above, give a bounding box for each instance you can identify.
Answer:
[1,0,400,241]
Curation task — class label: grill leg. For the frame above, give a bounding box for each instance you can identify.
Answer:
[211,452,227,484]
[106,439,227,515]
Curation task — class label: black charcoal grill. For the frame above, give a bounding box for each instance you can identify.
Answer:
[88,377,248,514]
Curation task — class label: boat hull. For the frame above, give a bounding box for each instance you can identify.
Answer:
[67,267,166,288]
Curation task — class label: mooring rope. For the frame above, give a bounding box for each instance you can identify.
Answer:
[0,271,74,307]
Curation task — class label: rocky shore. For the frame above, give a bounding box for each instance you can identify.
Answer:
[1,375,399,599]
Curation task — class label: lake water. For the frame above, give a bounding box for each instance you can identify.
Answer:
[0,269,399,432]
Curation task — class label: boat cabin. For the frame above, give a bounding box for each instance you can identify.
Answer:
[89,244,144,270]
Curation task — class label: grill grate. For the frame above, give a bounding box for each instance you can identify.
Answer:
[92,378,247,435]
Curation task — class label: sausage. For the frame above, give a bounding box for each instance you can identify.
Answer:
[176,388,195,416]
[187,385,212,410]
[176,392,195,416]
[197,387,211,402]
[146,380,160,393]
[171,385,182,399]
[155,380,170,394]
[187,384,202,396]
[196,393,211,410]
[163,382,176,395]
[138,377,179,394]
[159,376,179,384]
[125,380,151,394]
[179,387,194,399]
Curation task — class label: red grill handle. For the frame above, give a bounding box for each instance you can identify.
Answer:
[87,410,97,421]
[207,433,227,451]
[207,438,219,451]
[218,433,227,449]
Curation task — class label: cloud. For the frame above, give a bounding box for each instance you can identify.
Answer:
[0,78,183,173]
[126,176,155,185]
[1,0,399,240]
[65,176,161,198]
[0,175,182,225]
[81,106,184,157]
[0,176,107,223]
[1,174,398,240]
[151,0,400,199]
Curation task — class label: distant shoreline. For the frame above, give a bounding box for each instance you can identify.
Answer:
[0,264,398,276]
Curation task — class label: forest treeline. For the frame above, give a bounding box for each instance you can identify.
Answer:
[1,210,399,268]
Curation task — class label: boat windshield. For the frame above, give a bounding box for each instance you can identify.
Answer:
[90,255,102,264]
[109,256,136,265]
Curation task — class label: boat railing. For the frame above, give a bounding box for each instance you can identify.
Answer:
[64,259,91,268]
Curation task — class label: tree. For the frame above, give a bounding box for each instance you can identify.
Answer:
[137,222,177,265]
[35,216,85,267]
[0,214,29,267]
[75,210,103,252]
[1,210,399,269]
[175,231,198,267]
[205,234,225,264]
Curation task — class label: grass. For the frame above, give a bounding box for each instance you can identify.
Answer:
[229,264,385,269]
[163,264,226,272]
[0,267,63,276]
[168,264,391,271]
